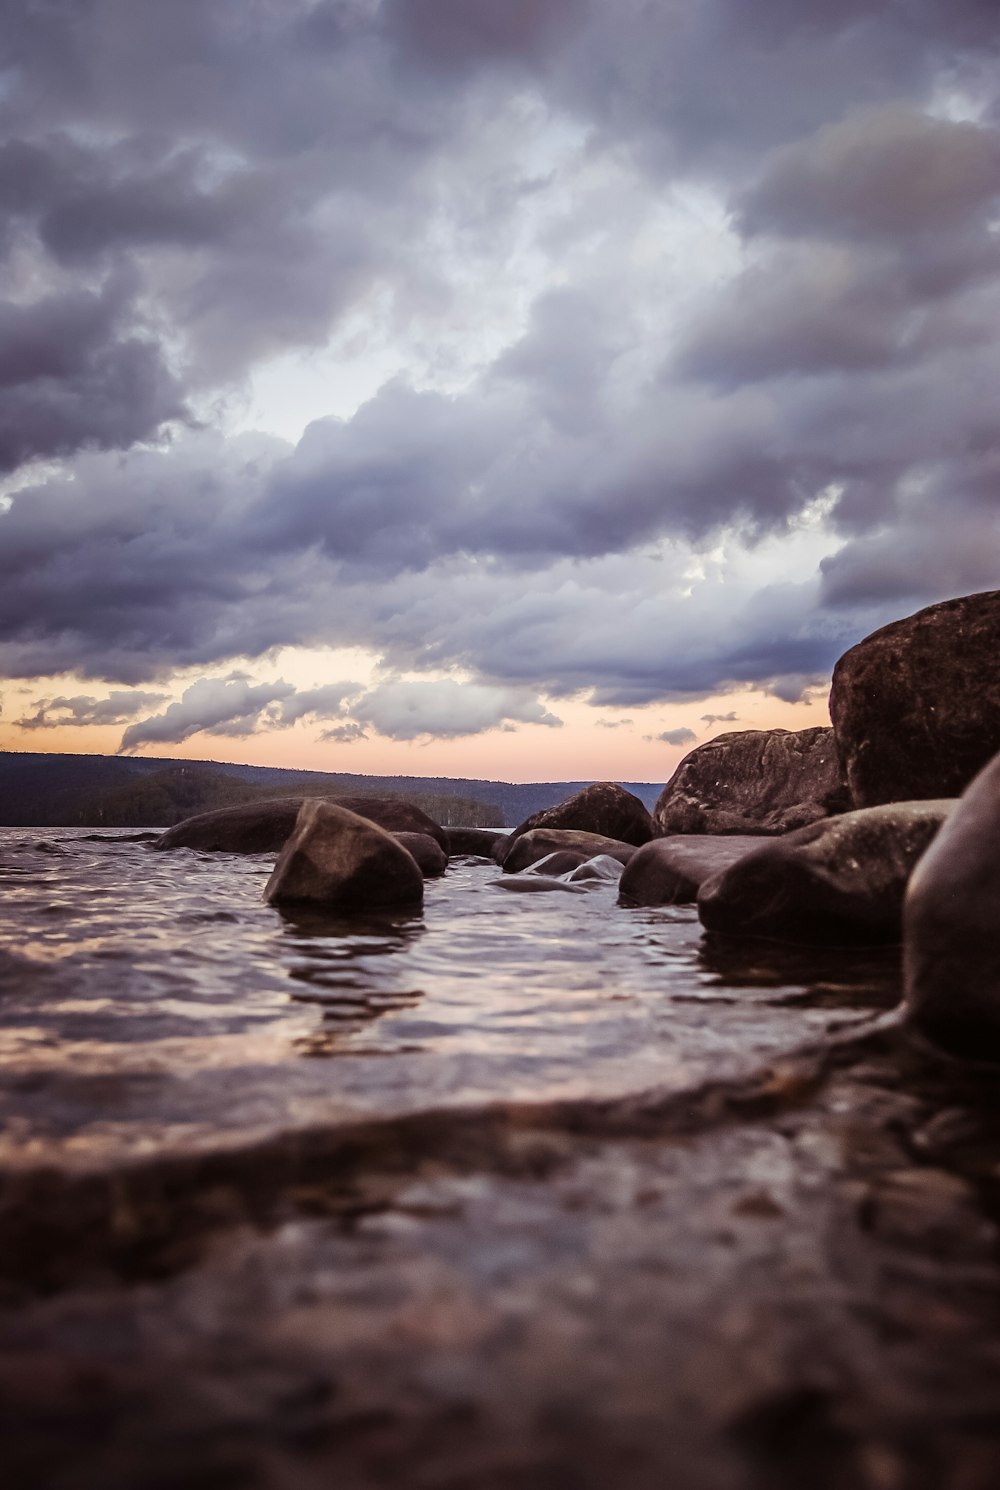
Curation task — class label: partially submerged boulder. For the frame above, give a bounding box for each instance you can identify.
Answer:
[904,752,1000,1058]
[830,589,1000,807]
[500,828,638,875]
[445,827,509,858]
[264,801,424,910]
[619,835,765,907]
[156,795,446,854]
[697,801,953,945]
[654,727,848,837]
[393,832,448,877]
[504,783,653,857]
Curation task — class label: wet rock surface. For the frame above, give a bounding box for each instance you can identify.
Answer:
[505,781,654,855]
[654,727,849,837]
[698,801,953,946]
[620,835,765,906]
[4,829,1000,1488]
[830,589,1000,808]
[444,827,508,858]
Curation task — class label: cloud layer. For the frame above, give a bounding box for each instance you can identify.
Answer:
[2,1,999,746]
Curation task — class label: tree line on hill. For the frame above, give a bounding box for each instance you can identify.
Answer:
[0,751,659,829]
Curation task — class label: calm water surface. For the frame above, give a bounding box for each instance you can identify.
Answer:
[0,828,900,1170]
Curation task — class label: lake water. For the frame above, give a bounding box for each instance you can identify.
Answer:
[0,826,900,1175]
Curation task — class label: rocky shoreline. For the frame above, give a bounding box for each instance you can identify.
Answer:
[6,588,1000,1488]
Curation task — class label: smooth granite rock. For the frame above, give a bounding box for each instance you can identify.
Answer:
[524,850,592,877]
[492,874,588,894]
[654,727,849,836]
[501,829,638,875]
[830,589,1000,807]
[445,827,509,858]
[156,795,446,853]
[393,832,448,877]
[264,801,424,910]
[698,800,954,945]
[904,751,1000,1057]
[619,835,765,906]
[504,783,654,857]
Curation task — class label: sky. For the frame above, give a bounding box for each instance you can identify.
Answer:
[1,0,998,783]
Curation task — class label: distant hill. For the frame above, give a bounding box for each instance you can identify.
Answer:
[0,751,662,829]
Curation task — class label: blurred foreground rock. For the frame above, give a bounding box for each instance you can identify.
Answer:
[905,750,1000,1058]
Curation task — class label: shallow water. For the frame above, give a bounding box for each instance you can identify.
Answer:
[0,828,900,1170]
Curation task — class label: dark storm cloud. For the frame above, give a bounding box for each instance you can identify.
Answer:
[2,0,1000,722]
[0,274,185,472]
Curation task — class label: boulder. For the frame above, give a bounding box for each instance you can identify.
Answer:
[500,829,638,875]
[445,827,509,858]
[156,795,446,854]
[904,751,1000,1057]
[830,589,1000,808]
[264,801,424,910]
[393,832,448,877]
[697,801,953,945]
[523,850,592,876]
[504,783,653,856]
[619,835,765,907]
[653,728,849,837]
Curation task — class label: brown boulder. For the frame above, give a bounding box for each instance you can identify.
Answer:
[653,727,848,837]
[619,835,765,907]
[697,800,952,945]
[830,590,1000,808]
[500,829,638,875]
[445,827,510,858]
[264,801,424,910]
[394,832,448,876]
[904,751,1000,1057]
[504,783,653,857]
[155,795,445,854]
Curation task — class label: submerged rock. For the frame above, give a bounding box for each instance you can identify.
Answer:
[698,800,953,945]
[504,782,654,858]
[619,835,764,906]
[562,854,626,884]
[524,849,592,876]
[904,751,1000,1057]
[830,589,1000,807]
[264,801,424,911]
[501,828,638,875]
[654,727,848,836]
[156,795,446,854]
[394,832,448,877]
[445,827,509,858]
[492,874,588,894]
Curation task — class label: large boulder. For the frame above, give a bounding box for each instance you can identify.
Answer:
[653,727,849,837]
[619,835,765,907]
[504,783,653,857]
[500,828,638,875]
[830,590,1000,808]
[155,795,446,854]
[264,801,424,910]
[697,800,953,945]
[904,751,1000,1057]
